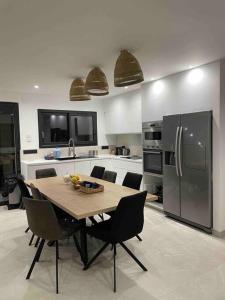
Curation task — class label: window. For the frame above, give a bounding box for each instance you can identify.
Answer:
[38,110,97,148]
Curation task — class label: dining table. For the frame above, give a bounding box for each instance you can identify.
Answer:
[26,174,158,266]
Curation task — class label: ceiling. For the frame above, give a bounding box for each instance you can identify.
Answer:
[0,0,225,98]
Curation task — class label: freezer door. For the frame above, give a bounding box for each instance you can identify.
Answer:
[180,111,212,228]
[163,114,181,216]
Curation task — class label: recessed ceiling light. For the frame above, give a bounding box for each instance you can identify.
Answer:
[188,68,204,85]
[151,77,155,81]
[153,80,164,95]
[34,85,39,89]
[188,65,194,69]
[124,86,128,89]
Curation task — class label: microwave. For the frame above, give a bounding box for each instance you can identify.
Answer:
[142,121,162,149]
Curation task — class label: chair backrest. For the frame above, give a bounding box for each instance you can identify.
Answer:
[110,191,147,243]
[16,175,32,198]
[23,197,63,241]
[36,168,57,179]
[102,170,117,183]
[30,183,44,200]
[122,172,143,190]
[90,166,105,179]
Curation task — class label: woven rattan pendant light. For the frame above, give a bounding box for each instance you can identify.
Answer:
[114,50,144,87]
[70,78,91,101]
[85,67,109,96]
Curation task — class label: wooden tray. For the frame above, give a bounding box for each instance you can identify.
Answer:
[78,183,104,194]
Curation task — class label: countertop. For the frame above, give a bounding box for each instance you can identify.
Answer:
[21,154,143,166]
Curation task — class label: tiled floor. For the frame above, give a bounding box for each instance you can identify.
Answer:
[1,205,225,300]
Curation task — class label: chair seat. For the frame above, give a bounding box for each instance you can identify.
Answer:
[86,219,113,242]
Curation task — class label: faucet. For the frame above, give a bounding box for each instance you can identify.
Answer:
[68,138,75,157]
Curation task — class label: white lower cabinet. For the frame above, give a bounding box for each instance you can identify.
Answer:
[24,162,75,180]
[74,160,91,176]
[111,159,143,186]
[21,158,143,187]
[90,159,112,171]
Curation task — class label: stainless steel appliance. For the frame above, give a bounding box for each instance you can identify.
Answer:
[163,111,212,232]
[142,121,162,149]
[0,102,20,190]
[142,121,163,175]
[143,149,162,175]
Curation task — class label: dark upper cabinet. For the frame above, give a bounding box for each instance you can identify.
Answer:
[38,109,97,148]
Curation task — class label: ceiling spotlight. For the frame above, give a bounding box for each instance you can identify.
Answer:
[34,85,39,89]
[124,86,128,89]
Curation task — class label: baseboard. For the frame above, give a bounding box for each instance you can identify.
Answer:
[212,229,225,238]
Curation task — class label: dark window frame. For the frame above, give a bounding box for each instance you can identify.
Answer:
[38,109,98,148]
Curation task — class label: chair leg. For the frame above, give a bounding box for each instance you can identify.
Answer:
[26,239,45,279]
[34,237,40,247]
[120,242,148,271]
[113,244,116,293]
[56,240,59,294]
[84,242,110,270]
[36,239,45,262]
[25,227,29,233]
[98,214,104,221]
[89,216,98,225]
[136,234,142,242]
[47,240,55,247]
[29,234,35,246]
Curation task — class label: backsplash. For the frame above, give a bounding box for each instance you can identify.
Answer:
[20,145,111,161]
[21,134,142,161]
[115,134,142,156]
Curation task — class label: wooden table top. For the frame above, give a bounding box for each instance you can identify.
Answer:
[26,175,158,220]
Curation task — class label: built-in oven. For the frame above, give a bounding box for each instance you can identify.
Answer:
[143,149,163,175]
[142,121,162,149]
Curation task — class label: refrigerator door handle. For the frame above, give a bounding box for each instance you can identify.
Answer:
[178,126,183,177]
[175,126,180,176]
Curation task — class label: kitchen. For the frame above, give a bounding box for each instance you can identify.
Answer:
[1,1,225,299]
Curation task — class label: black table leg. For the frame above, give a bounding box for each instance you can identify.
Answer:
[79,218,88,267]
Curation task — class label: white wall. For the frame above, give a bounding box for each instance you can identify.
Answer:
[103,89,142,134]
[0,91,114,150]
[142,62,220,121]
[141,60,225,233]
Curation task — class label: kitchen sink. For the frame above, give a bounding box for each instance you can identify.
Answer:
[56,155,96,161]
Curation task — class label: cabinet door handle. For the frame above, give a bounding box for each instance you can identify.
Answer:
[175,126,180,176]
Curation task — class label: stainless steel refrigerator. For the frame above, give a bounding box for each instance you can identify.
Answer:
[0,102,20,190]
[162,111,212,231]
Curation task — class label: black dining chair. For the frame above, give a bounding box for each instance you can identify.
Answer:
[122,172,143,241]
[84,191,148,292]
[107,172,143,241]
[90,166,105,179]
[102,170,117,183]
[29,183,79,247]
[122,172,143,190]
[36,168,57,179]
[29,183,45,247]
[23,197,82,294]
[16,175,32,234]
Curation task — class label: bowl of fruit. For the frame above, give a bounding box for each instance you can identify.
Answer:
[70,175,81,189]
